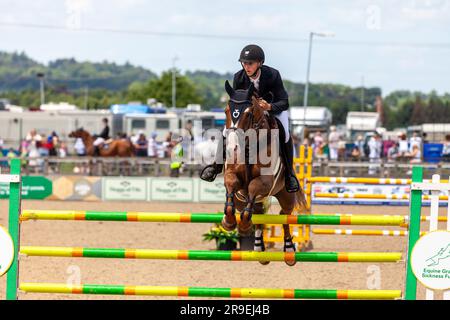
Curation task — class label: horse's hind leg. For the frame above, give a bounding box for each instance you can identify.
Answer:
[254,224,270,265]
[276,191,297,266]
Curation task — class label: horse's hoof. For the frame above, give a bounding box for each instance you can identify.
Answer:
[284,259,296,267]
[259,260,271,266]
[221,217,236,231]
[284,238,297,266]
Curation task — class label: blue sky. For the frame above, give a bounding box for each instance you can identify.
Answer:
[1,0,449,95]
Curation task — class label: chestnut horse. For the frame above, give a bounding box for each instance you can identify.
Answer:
[221,81,306,266]
[69,128,134,157]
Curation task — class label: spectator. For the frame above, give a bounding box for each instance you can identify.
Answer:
[422,132,429,144]
[6,148,17,167]
[350,145,361,160]
[354,135,365,159]
[312,131,324,158]
[442,134,450,162]
[6,148,16,159]
[25,129,42,167]
[74,138,86,156]
[170,134,184,177]
[183,120,195,162]
[131,130,143,145]
[163,132,173,158]
[134,133,148,157]
[368,132,382,175]
[409,132,422,152]
[337,135,346,160]
[382,139,395,159]
[47,131,59,156]
[148,132,158,158]
[387,142,400,162]
[58,142,68,158]
[328,126,339,161]
[398,132,409,157]
[406,145,421,164]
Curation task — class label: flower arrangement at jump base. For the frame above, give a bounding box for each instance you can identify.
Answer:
[202,224,239,250]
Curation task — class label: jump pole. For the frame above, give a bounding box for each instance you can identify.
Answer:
[19,283,402,299]
[20,246,402,263]
[20,210,406,226]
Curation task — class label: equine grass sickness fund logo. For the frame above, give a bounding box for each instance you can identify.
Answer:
[0,176,52,199]
[0,226,14,276]
[411,231,450,290]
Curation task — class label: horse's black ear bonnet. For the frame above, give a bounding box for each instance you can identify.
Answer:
[225,80,254,124]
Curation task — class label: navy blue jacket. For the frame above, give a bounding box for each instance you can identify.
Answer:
[232,65,289,115]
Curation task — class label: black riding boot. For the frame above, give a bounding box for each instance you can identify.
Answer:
[94,146,100,157]
[200,136,225,182]
[282,137,300,193]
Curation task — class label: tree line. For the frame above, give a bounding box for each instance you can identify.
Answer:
[1,51,449,129]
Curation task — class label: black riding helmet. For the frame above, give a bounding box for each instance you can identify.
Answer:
[239,44,265,64]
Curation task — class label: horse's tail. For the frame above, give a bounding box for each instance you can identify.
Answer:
[294,185,308,213]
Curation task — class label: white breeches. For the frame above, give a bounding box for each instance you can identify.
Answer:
[222,110,290,143]
[93,137,105,146]
[275,111,290,143]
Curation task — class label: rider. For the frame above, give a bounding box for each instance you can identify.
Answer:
[200,44,300,193]
[93,118,110,156]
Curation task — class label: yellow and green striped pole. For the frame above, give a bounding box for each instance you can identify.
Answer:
[20,246,402,263]
[20,210,406,226]
[19,283,402,299]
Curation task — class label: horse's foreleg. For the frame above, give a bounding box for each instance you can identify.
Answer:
[222,172,240,231]
[239,176,272,236]
[254,224,270,265]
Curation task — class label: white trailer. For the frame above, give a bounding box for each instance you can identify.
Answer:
[346,112,381,140]
[289,106,333,137]
[123,113,179,141]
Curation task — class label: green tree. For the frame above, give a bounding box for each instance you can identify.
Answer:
[133,70,203,107]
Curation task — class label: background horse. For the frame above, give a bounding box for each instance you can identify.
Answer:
[221,80,306,266]
[69,128,134,157]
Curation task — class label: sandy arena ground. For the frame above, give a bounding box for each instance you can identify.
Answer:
[0,200,444,300]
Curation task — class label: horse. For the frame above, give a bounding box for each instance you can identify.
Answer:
[69,128,134,157]
[221,80,306,266]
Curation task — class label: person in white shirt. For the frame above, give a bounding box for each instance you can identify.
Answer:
[368,133,382,175]
[25,129,42,166]
[398,133,409,156]
[74,138,86,156]
[328,126,340,161]
[409,132,422,152]
[147,132,158,158]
